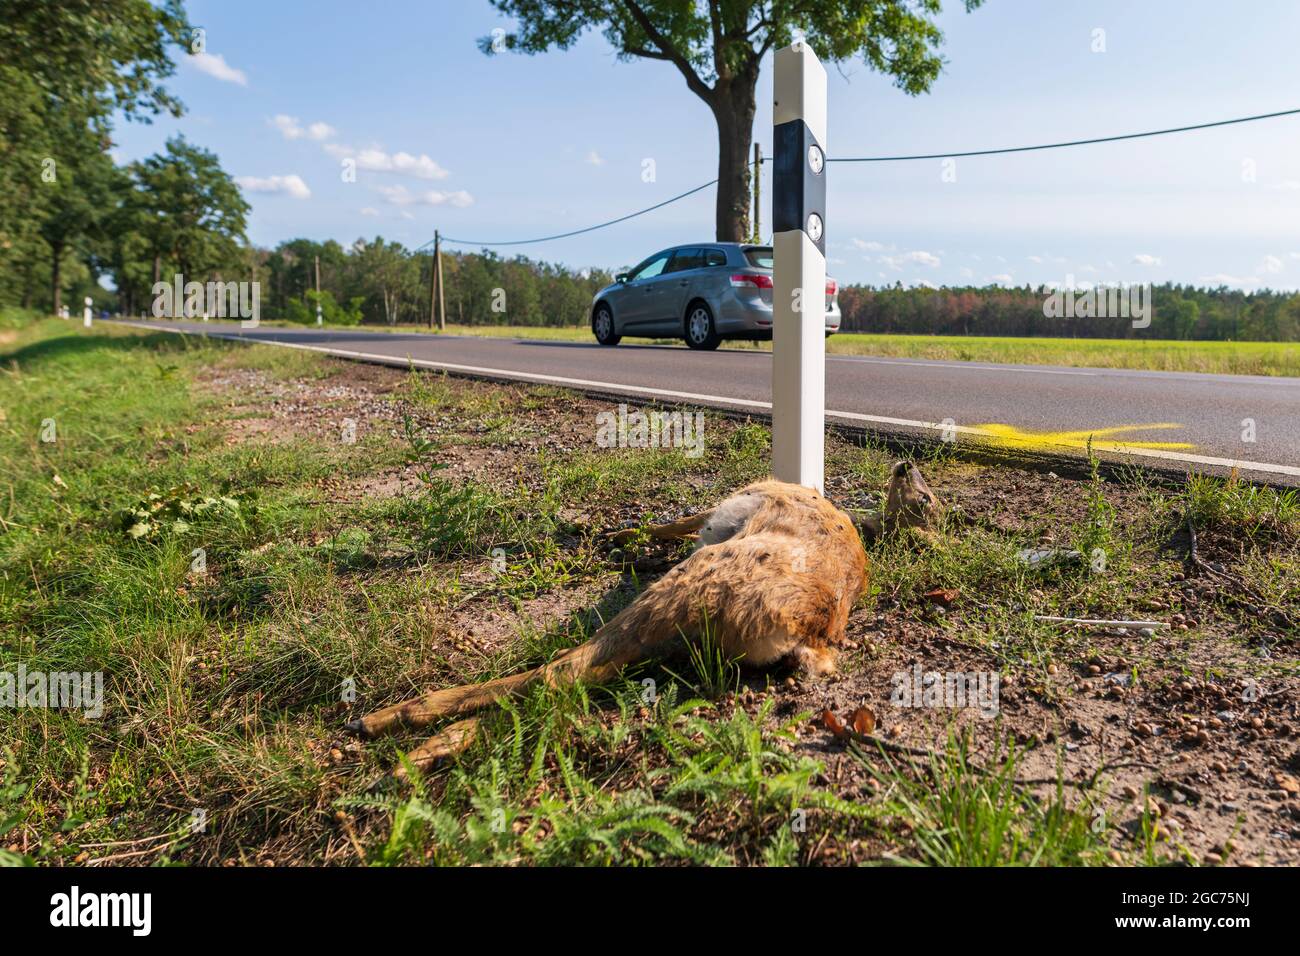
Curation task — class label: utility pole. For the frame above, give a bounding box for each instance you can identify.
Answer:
[431,230,446,331]
[314,255,322,325]
[771,40,827,493]
[434,234,444,330]
[752,142,762,243]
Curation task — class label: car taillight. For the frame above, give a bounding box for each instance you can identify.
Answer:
[730,273,773,289]
[825,279,837,296]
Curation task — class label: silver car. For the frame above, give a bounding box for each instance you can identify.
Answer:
[590,242,841,350]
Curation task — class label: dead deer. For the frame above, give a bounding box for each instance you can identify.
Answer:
[348,462,938,774]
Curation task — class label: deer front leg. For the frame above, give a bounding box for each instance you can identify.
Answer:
[393,718,481,778]
[608,509,712,546]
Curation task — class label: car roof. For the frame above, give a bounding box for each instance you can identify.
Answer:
[655,242,768,254]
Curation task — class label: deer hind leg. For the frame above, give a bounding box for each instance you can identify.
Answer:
[347,640,619,738]
[350,552,722,739]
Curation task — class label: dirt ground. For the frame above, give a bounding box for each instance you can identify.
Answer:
[199,355,1300,866]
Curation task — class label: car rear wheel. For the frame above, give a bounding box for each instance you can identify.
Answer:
[592,303,620,345]
[684,302,721,350]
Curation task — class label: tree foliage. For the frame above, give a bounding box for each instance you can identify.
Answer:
[484,1,983,240]
[0,0,194,310]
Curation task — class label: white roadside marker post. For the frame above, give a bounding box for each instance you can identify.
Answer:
[83,296,93,328]
[771,41,828,493]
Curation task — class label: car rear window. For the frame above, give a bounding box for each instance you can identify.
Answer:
[743,246,774,268]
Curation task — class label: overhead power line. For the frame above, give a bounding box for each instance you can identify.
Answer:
[825,107,1300,162]
[422,179,718,250]
[416,107,1300,249]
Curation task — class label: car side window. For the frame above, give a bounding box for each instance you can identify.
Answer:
[631,253,671,280]
[666,248,705,274]
[703,248,727,268]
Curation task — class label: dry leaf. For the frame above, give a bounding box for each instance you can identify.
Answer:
[820,709,847,738]
[850,706,876,736]
[923,587,958,608]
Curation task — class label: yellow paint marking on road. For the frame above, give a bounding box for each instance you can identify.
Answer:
[973,422,1195,452]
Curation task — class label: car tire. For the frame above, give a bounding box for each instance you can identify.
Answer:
[592,303,620,345]
[684,301,721,350]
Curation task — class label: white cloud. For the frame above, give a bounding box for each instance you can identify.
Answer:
[1260,254,1284,274]
[360,207,379,217]
[989,273,1015,285]
[851,238,886,252]
[1131,253,1162,267]
[881,250,941,270]
[585,150,605,166]
[187,52,247,86]
[375,184,473,208]
[327,144,449,180]
[235,174,311,200]
[1196,273,1260,287]
[270,115,335,141]
[958,266,974,279]
[1027,255,1043,264]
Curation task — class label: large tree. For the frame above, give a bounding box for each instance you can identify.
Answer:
[128,136,249,285]
[0,0,191,307]
[483,1,981,241]
[37,116,124,315]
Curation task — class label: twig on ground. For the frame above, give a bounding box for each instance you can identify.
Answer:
[1033,616,1169,630]
[85,837,185,866]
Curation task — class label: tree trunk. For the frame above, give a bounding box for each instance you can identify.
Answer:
[710,76,758,242]
[50,240,64,315]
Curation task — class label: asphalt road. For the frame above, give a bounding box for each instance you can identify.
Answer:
[113,320,1300,483]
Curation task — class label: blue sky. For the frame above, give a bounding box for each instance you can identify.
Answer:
[111,0,1300,289]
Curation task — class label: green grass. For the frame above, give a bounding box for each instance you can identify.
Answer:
[1,314,1295,866]
[859,732,1113,867]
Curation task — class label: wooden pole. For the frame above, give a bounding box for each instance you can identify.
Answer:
[435,233,447,332]
[430,231,448,331]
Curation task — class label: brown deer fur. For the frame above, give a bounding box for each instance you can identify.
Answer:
[349,463,937,772]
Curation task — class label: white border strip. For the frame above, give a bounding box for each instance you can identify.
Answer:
[112,321,1300,480]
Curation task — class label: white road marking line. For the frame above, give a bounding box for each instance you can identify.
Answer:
[112,321,1300,480]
